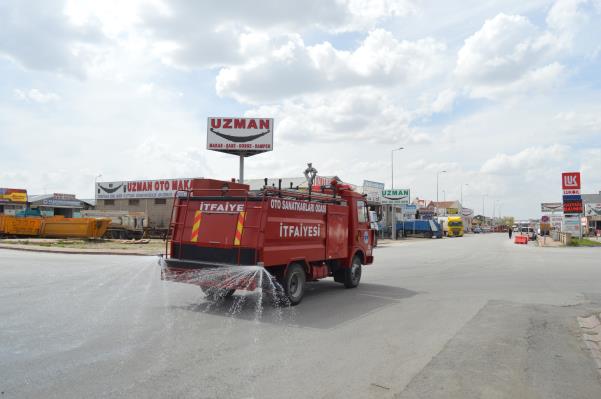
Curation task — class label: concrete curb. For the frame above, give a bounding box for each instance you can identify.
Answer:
[0,244,158,257]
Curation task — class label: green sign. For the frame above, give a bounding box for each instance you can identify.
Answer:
[382,189,410,197]
[382,189,410,205]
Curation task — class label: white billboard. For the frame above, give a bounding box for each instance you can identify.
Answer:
[207,117,273,155]
[382,189,410,205]
[96,178,195,199]
[541,202,563,212]
[585,203,601,216]
[362,180,385,203]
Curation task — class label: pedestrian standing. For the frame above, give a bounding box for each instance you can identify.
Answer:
[508,227,513,239]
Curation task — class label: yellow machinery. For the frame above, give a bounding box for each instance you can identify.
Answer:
[0,215,110,239]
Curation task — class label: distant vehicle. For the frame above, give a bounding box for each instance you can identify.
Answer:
[473,226,482,234]
[519,226,534,235]
[447,216,464,237]
[438,216,464,237]
[81,210,147,239]
[396,219,443,239]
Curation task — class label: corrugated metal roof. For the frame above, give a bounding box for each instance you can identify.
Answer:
[582,193,601,203]
[27,194,54,202]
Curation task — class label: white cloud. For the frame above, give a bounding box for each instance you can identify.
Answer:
[244,87,431,144]
[136,0,417,69]
[430,89,457,113]
[480,144,570,175]
[0,0,104,76]
[217,30,446,103]
[13,89,61,103]
[455,13,564,98]
[553,110,601,135]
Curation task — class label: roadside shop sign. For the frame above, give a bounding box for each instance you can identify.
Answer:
[401,204,417,216]
[541,202,563,212]
[362,180,385,203]
[0,188,27,203]
[585,203,601,216]
[562,216,581,237]
[562,172,581,191]
[207,117,273,155]
[563,200,583,214]
[382,189,410,205]
[96,178,195,199]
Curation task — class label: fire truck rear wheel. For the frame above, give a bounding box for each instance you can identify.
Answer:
[344,256,362,288]
[283,263,306,306]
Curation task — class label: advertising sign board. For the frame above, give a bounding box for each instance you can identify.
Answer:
[563,216,581,237]
[585,203,601,216]
[382,189,410,205]
[541,202,563,212]
[362,180,385,203]
[0,188,27,203]
[207,117,273,155]
[96,178,194,200]
[562,172,581,190]
[401,204,417,216]
[563,200,583,214]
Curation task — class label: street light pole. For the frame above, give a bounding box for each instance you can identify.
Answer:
[391,147,404,189]
[436,170,447,203]
[482,194,487,225]
[460,183,468,205]
[390,147,403,241]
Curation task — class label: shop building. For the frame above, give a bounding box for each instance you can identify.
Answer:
[94,178,198,233]
[582,191,601,235]
[28,193,91,217]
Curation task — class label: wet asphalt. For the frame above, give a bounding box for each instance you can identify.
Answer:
[1,234,601,399]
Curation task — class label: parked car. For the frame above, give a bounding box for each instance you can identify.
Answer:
[473,227,482,234]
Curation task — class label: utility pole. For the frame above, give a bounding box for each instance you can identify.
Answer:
[391,147,403,189]
[460,183,468,205]
[436,170,447,203]
[390,147,403,241]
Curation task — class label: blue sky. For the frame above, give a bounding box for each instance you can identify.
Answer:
[0,0,600,218]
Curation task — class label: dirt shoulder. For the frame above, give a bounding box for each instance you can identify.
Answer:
[0,238,165,256]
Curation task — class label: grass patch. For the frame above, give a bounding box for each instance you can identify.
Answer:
[570,238,601,247]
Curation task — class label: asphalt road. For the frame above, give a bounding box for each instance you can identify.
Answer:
[2,234,601,399]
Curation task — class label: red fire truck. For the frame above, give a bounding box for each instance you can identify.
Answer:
[161,178,374,305]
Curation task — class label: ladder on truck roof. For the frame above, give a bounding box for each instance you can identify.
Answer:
[260,186,346,205]
[166,190,192,260]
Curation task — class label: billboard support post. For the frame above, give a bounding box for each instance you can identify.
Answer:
[239,154,244,183]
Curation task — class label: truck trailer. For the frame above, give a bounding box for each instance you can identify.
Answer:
[160,178,375,305]
[396,219,443,239]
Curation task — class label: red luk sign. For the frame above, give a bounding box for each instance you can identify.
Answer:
[562,172,581,190]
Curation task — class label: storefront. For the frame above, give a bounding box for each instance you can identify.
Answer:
[582,193,601,235]
[28,193,88,218]
[95,178,197,233]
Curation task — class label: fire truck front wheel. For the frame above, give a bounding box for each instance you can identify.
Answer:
[344,256,362,288]
[283,263,306,306]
